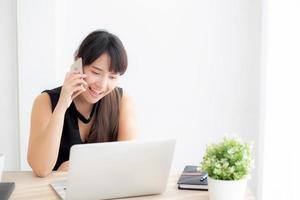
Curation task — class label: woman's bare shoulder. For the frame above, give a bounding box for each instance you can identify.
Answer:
[32,92,52,114]
[34,92,51,106]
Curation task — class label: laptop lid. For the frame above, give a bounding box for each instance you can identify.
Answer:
[66,139,176,200]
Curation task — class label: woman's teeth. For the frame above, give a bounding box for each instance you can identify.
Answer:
[88,87,101,97]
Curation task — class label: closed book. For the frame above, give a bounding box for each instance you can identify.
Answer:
[177,165,208,190]
[0,182,15,200]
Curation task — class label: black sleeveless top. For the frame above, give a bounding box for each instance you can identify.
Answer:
[42,86,123,170]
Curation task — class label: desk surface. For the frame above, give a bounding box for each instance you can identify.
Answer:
[2,171,255,200]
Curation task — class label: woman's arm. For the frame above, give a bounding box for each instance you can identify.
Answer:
[27,72,87,177]
[118,92,138,141]
[27,93,66,177]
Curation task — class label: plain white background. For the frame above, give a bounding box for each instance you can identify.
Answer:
[1,0,262,198]
[259,0,300,199]
[0,0,19,170]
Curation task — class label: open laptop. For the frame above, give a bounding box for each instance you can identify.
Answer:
[50,139,176,200]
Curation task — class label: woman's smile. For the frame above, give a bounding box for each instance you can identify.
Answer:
[88,86,103,97]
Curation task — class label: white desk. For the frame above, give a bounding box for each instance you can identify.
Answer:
[2,171,255,200]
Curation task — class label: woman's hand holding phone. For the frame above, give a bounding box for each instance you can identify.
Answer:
[57,59,87,111]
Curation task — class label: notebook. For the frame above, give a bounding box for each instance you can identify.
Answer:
[0,182,15,200]
[177,165,208,190]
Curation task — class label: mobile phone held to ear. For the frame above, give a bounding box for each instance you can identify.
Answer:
[70,58,83,74]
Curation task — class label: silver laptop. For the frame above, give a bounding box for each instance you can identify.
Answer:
[50,139,176,200]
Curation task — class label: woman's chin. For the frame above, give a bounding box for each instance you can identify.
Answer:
[81,92,102,104]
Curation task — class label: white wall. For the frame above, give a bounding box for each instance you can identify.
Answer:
[260,1,300,200]
[9,0,260,197]
[17,0,58,171]
[0,0,19,170]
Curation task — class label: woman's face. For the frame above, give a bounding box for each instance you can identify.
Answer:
[80,53,120,104]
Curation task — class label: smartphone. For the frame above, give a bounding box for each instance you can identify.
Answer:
[70,58,86,91]
[70,58,83,74]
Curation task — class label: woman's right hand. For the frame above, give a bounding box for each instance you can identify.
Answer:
[57,71,88,111]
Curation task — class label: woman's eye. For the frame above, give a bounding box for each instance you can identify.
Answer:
[92,71,100,75]
[110,76,117,80]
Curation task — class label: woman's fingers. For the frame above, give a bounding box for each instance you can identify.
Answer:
[68,73,87,82]
[65,71,86,82]
[71,85,86,100]
[58,71,88,109]
[70,78,88,88]
[57,161,69,172]
[64,78,87,97]
[62,71,88,102]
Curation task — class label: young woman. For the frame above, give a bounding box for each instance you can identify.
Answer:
[27,30,137,177]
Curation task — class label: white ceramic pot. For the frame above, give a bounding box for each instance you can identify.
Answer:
[0,153,5,182]
[208,176,247,200]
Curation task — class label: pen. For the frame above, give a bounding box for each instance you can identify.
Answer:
[200,173,208,181]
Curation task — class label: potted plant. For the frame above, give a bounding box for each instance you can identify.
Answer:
[201,135,253,200]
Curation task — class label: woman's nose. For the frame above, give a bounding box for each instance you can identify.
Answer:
[96,76,108,91]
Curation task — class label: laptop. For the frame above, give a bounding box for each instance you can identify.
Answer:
[50,139,176,200]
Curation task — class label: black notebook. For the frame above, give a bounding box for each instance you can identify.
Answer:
[0,182,15,200]
[177,165,208,190]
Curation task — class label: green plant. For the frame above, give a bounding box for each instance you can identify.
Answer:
[201,135,253,180]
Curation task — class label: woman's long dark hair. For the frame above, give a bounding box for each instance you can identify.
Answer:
[75,30,127,142]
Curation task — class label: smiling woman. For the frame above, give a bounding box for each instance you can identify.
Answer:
[27,30,138,177]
